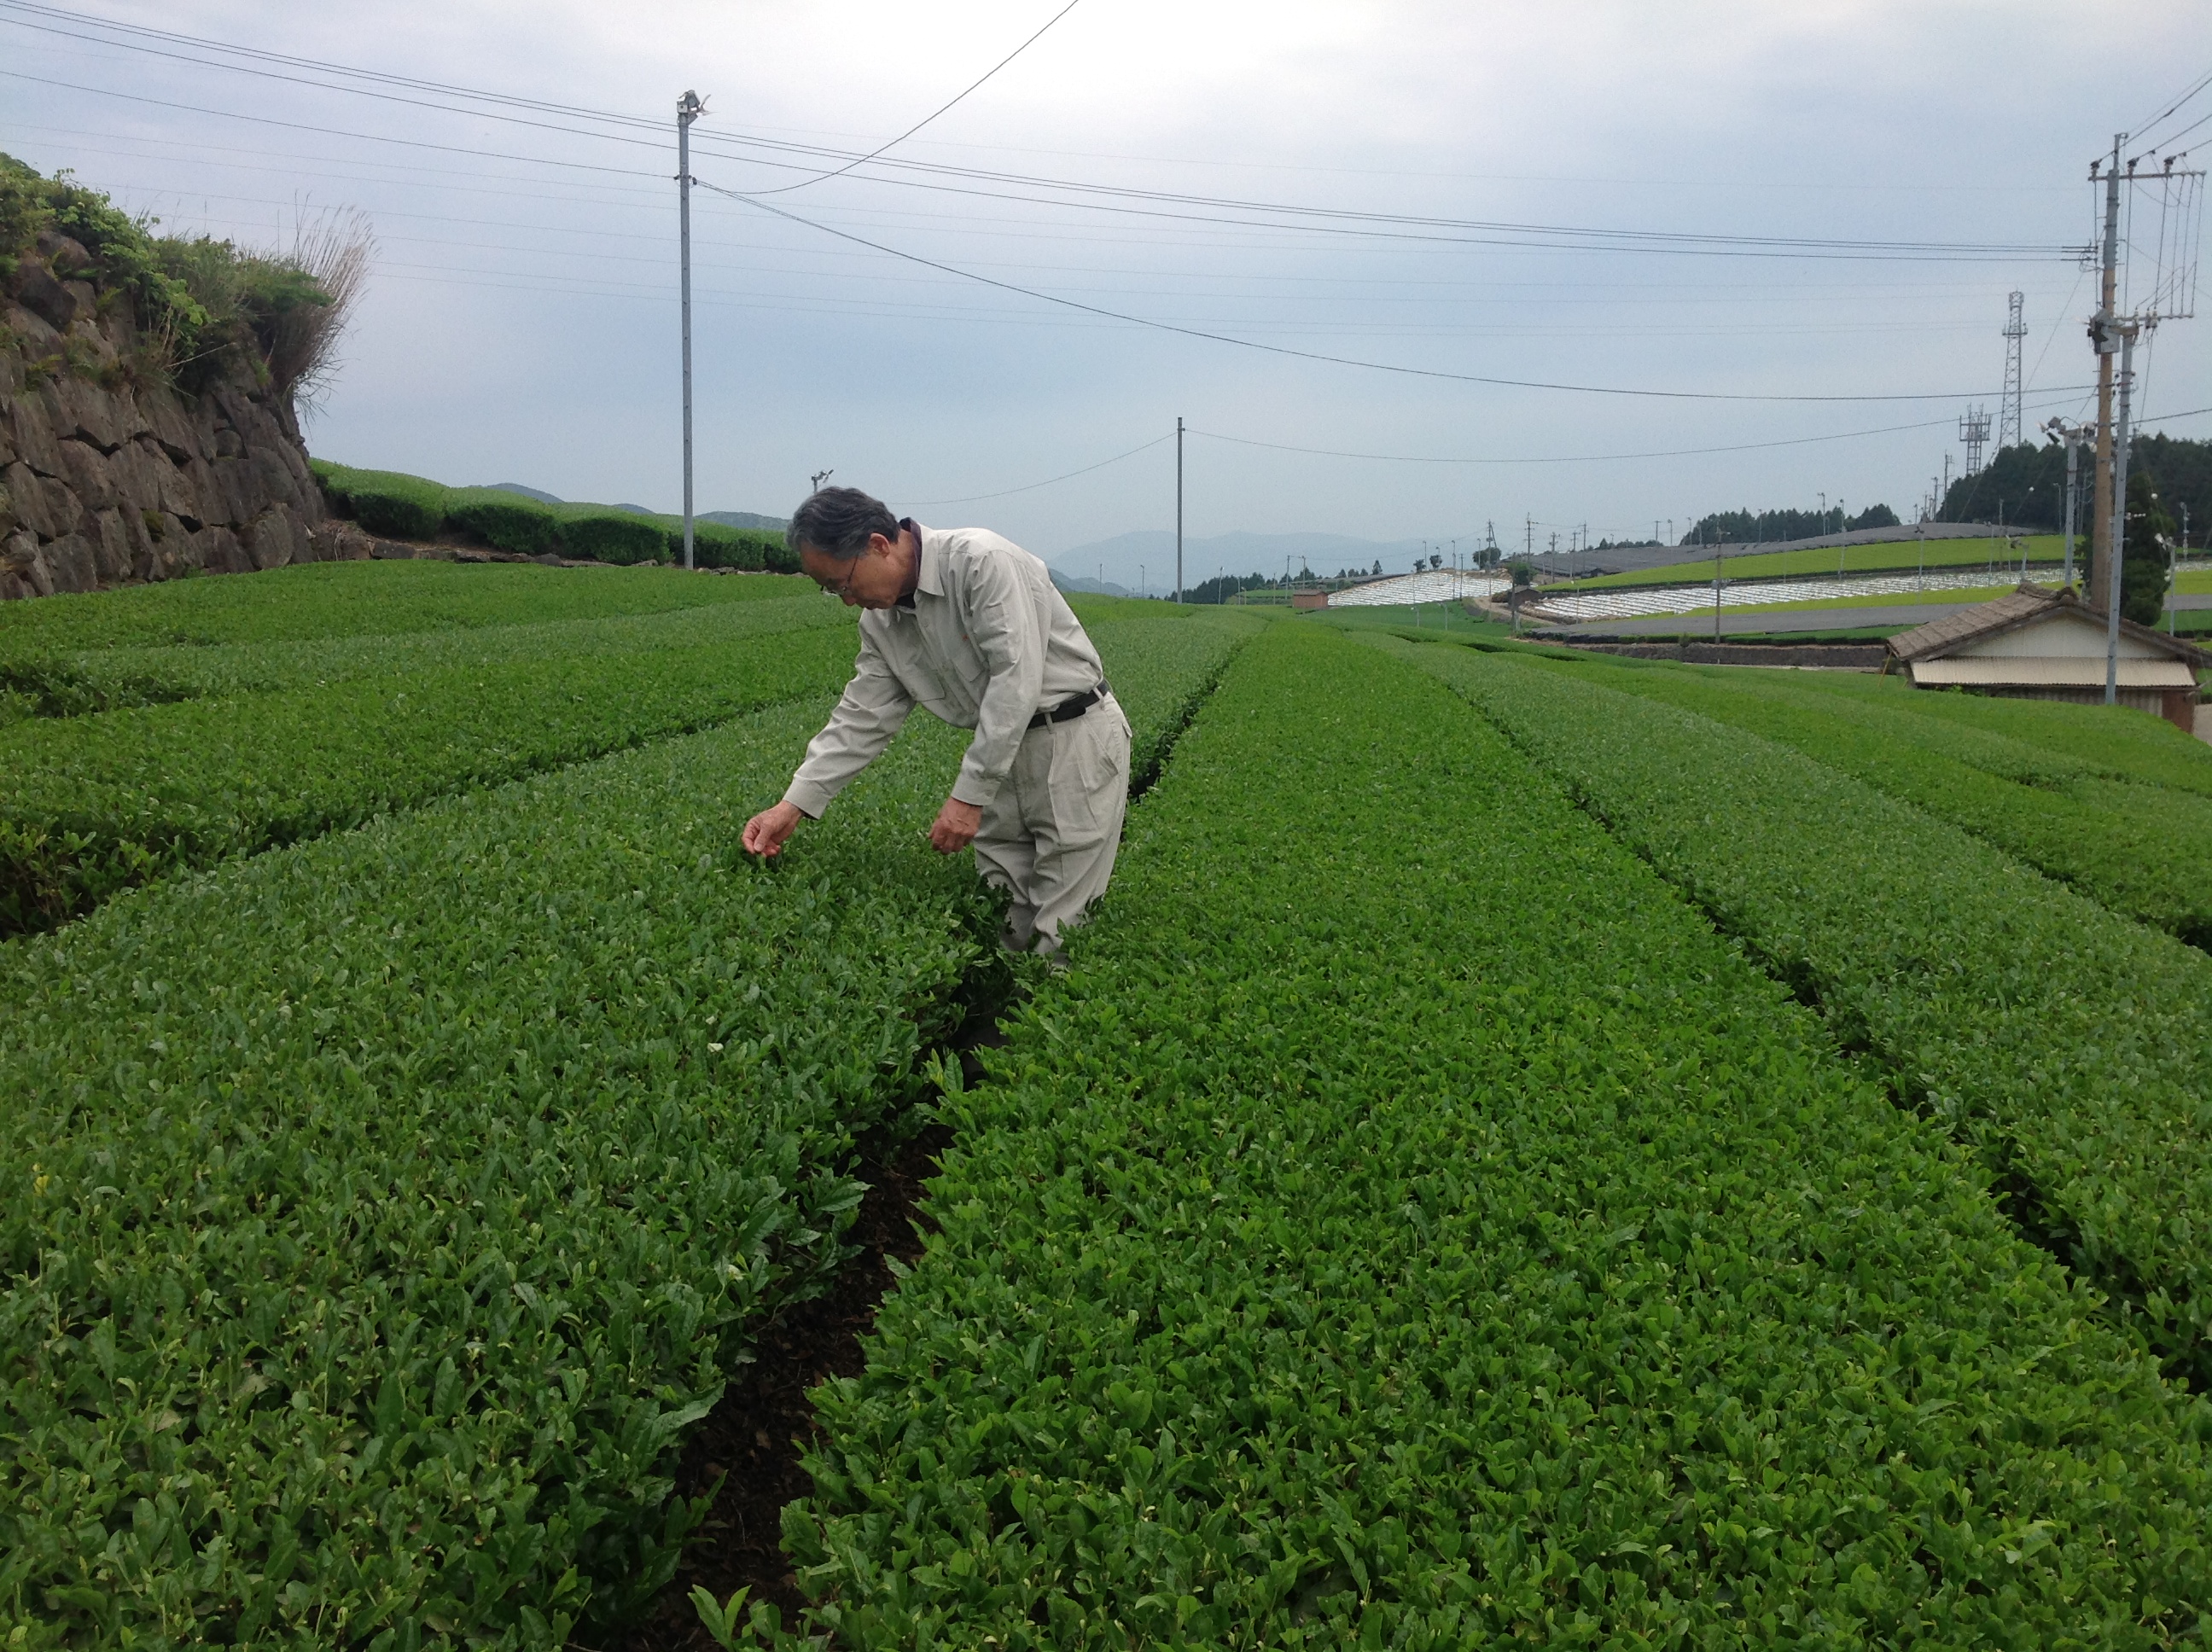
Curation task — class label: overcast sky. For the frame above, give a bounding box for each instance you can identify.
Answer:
[3,0,2206,574]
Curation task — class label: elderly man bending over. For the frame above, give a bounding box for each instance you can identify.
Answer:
[742,486,1132,957]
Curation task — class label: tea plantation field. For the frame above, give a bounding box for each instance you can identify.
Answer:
[5,567,2211,1648]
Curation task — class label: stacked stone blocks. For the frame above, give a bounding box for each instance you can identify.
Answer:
[1,230,360,602]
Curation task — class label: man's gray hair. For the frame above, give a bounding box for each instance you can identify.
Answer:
[788,486,899,561]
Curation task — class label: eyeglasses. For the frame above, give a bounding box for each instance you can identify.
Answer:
[821,556,863,602]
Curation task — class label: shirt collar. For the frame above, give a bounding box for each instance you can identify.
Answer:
[902,519,943,604]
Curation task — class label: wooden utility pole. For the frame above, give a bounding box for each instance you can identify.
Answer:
[2090,136,2122,609]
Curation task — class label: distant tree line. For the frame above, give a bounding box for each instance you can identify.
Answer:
[1681,503,1901,545]
[1937,434,2209,543]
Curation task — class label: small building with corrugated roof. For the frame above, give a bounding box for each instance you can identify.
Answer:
[1884,582,2208,733]
[1884,584,2212,734]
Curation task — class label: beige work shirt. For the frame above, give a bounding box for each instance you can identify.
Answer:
[783,522,1108,817]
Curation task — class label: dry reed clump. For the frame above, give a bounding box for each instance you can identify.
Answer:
[1,151,375,406]
[266,206,375,413]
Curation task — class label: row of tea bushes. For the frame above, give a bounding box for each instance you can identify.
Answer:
[0,699,987,1648]
[0,579,831,716]
[1785,667,2212,800]
[1401,638,2212,1378]
[0,605,1259,1647]
[0,558,802,667]
[782,625,2210,1647]
[0,620,862,935]
[1533,655,2212,945]
[311,462,794,573]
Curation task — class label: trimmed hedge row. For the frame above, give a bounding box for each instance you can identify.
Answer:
[1395,637,2212,1377]
[782,625,2212,1647]
[1784,669,2212,800]
[0,557,812,663]
[0,617,861,935]
[0,700,991,1649]
[1533,655,2212,945]
[3,590,841,713]
[312,462,797,573]
[0,607,1260,1646]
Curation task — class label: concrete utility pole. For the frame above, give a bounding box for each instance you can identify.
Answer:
[1712,529,1724,641]
[2105,321,2140,704]
[677,90,706,572]
[2091,136,2123,610]
[1174,416,1184,603]
[2044,417,2092,587]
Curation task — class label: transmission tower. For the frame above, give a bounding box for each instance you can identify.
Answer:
[1958,405,1991,474]
[1999,291,2026,450]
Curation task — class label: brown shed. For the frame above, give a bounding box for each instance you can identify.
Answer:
[1884,582,2209,732]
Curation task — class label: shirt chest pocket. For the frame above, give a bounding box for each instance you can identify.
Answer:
[909,625,987,713]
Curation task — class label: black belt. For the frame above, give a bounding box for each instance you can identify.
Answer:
[1028,680,1109,730]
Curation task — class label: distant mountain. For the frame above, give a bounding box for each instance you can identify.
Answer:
[1047,569,1133,597]
[480,484,784,532]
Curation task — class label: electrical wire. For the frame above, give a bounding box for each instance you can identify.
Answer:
[1190,393,2093,467]
[2133,64,2212,146]
[0,4,2087,265]
[0,2,670,136]
[0,68,664,179]
[859,387,2123,514]
[900,432,1170,506]
[745,0,1083,195]
[2145,107,2212,158]
[699,177,2087,404]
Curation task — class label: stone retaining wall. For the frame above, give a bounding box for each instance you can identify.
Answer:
[1,230,356,601]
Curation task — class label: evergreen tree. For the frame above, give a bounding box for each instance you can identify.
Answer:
[2117,469,2174,626]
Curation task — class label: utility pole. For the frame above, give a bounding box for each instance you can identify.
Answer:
[2045,418,2090,588]
[2105,320,2141,703]
[1174,416,1184,603]
[2091,137,2123,611]
[677,90,705,572]
[2000,291,2027,450]
[2177,504,2190,634]
[1712,529,1723,641]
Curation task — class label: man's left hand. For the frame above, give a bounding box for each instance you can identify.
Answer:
[929,796,982,854]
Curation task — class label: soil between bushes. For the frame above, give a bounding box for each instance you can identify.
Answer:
[602,1110,958,1652]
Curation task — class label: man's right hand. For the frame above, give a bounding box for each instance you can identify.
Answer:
[742,800,804,857]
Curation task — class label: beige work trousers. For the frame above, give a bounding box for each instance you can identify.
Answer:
[973,694,1132,957]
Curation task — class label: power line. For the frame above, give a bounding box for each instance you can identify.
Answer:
[2133,63,2212,145]
[698,177,2082,404]
[857,391,2124,512]
[0,15,678,158]
[0,4,2085,265]
[746,0,1083,195]
[0,3,670,136]
[0,68,664,180]
[901,432,1170,506]
[1190,393,2093,466]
